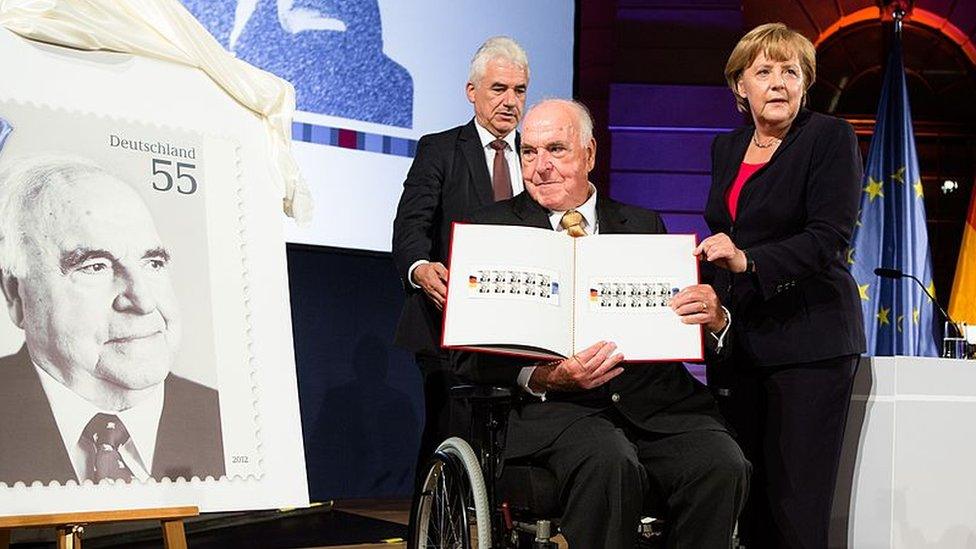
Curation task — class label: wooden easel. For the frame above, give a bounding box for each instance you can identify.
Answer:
[0,506,198,549]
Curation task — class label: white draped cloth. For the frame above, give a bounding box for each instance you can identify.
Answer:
[0,0,313,223]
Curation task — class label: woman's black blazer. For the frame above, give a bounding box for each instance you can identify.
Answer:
[705,109,866,367]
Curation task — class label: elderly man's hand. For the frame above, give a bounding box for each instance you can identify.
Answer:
[528,341,624,393]
[694,233,747,273]
[413,262,449,310]
[670,284,728,333]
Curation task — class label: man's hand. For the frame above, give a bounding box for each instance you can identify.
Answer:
[413,262,449,310]
[694,233,747,273]
[528,341,625,393]
[670,284,728,333]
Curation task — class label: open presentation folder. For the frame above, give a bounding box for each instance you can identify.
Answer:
[442,223,703,362]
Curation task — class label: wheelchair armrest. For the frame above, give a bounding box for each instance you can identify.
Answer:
[450,384,514,401]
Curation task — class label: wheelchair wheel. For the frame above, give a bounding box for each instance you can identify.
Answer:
[413,437,491,548]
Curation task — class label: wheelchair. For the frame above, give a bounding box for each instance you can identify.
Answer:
[409,385,666,548]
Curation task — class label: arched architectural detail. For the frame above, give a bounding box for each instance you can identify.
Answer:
[814,6,976,67]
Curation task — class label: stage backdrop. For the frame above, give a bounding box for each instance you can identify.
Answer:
[180,0,576,252]
[0,21,307,515]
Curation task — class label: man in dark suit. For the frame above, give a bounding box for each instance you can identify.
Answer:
[392,37,529,469]
[0,156,224,485]
[456,99,749,548]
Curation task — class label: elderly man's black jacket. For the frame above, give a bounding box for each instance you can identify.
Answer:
[455,191,727,459]
[705,109,866,368]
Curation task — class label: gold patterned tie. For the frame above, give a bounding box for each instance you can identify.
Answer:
[560,210,587,237]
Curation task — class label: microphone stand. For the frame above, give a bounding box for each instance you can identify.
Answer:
[875,267,968,357]
[898,272,965,339]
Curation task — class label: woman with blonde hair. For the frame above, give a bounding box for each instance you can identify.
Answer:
[696,23,865,547]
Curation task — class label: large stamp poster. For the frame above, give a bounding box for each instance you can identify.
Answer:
[0,100,260,486]
[0,26,307,515]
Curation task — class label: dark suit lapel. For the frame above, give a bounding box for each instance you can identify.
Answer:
[716,131,750,224]
[763,108,811,166]
[735,109,812,218]
[459,119,493,207]
[0,347,76,484]
[712,126,754,226]
[719,109,810,225]
[512,192,552,230]
[596,195,629,234]
[152,375,225,480]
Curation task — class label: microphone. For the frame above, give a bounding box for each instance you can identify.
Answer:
[874,267,963,338]
[873,267,903,279]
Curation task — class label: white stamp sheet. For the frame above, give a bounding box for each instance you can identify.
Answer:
[465,266,561,306]
[586,278,680,312]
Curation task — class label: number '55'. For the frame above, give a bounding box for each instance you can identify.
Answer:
[152,158,198,194]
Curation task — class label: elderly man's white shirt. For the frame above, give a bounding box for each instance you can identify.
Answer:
[545,183,599,233]
[33,363,164,482]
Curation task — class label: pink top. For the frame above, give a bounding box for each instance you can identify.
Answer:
[726,162,765,221]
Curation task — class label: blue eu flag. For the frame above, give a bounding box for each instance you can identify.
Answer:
[848,25,939,356]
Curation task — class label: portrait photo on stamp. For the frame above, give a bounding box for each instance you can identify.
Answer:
[0,102,234,487]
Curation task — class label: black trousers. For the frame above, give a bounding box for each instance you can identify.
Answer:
[414,352,469,485]
[408,353,468,546]
[527,412,750,549]
[714,354,859,549]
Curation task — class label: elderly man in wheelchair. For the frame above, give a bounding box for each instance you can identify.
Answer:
[410,99,750,548]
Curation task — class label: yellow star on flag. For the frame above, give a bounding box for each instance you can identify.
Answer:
[847,248,856,265]
[858,283,870,301]
[891,166,905,183]
[913,180,924,198]
[877,306,891,325]
[897,314,904,333]
[864,177,884,202]
[913,308,920,324]
[926,281,936,298]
